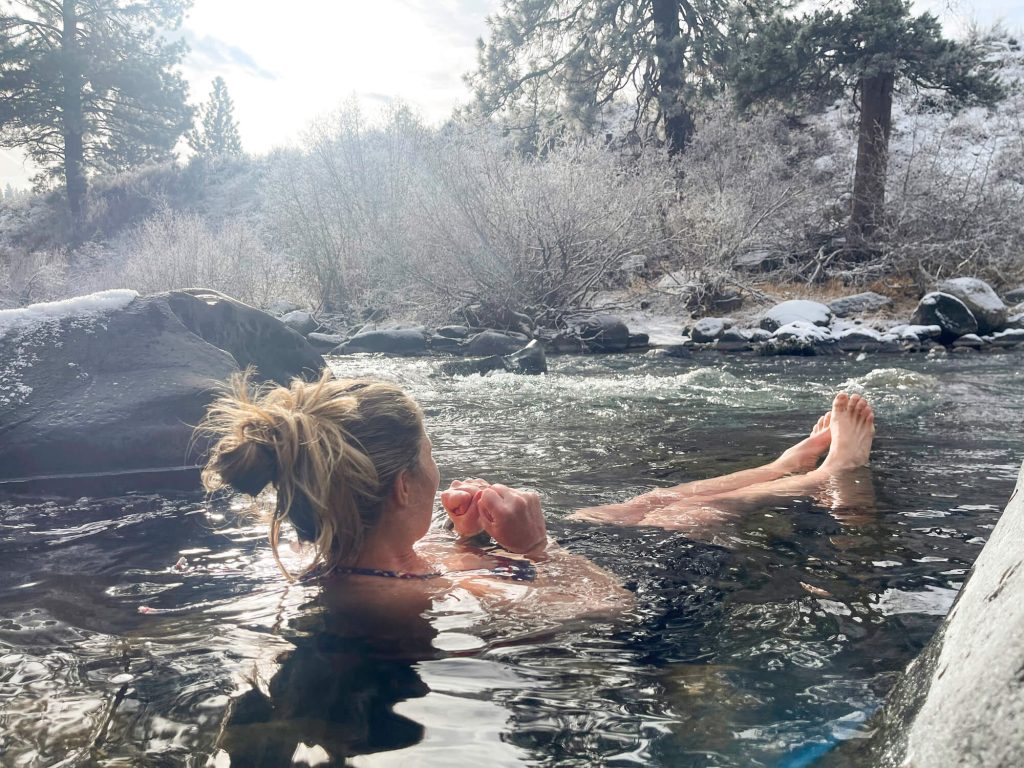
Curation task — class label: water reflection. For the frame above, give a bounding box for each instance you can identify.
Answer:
[1,351,1022,766]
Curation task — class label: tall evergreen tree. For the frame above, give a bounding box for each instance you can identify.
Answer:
[190,75,242,158]
[469,0,777,153]
[728,0,1003,244]
[0,0,193,231]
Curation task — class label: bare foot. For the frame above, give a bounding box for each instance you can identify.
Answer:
[774,412,832,474]
[818,392,875,473]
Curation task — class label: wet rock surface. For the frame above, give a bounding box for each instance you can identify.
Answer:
[826,463,1024,768]
[0,290,325,491]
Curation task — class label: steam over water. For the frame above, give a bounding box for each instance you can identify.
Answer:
[1,351,1022,766]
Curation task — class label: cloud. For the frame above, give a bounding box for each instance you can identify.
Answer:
[181,30,276,80]
[398,0,498,42]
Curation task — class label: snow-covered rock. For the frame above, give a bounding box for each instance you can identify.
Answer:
[0,289,325,493]
[987,328,1024,347]
[937,278,1008,335]
[763,320,838,356]
[690,317,733,343]
[760,300,833,332]
[911,293,978,341]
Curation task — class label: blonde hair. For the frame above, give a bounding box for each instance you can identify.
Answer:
[199,371,425,578]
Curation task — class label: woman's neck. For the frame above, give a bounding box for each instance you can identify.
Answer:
[353,532,431,575]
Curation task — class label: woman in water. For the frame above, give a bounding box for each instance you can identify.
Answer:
[200,373,875,596]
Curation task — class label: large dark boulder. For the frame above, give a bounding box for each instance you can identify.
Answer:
[569,314,630,353]
[335,328,428,356]
[165,289,324,385]
[0,289,325,494]
[911,292,978,342]
[824,464,1024,768]
[937,278,1008,335]
[463,330,530,357]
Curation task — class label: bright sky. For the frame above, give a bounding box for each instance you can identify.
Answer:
[1,0,1020,189]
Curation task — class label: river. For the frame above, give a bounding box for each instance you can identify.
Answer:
[1,350,1021,766]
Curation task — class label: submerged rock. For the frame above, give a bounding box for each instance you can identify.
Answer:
[825,464,1024,768]
[439,340,547,376]
[911,293,978,342]
[760,300,833,332]
[937,277,1007,335]
[0,289,325,493]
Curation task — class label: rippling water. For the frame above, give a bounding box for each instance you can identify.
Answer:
[1,350,1022,767]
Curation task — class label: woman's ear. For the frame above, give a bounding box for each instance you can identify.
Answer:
[391,468,412,508]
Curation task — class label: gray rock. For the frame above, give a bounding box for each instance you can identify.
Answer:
[987,328,1024,348]
[1003,287,1024,305]
[691,317,733,344]
[952,333,986,348]
[266,298,303,317]
[464,330,530,357]
[937,277,1008,335]
[760,300,833,332]
[306,332,346,350]
[1005,313,1024,331]
[427,334,464,355]
[0,290,325,493]
[743,328,772,343]
[627,332,650,349]
[279,310,317,336]
[828,291,892,318]
[439,340,546,376]
[336,328,428,356]
[911,293,978,342]
[733,248,787,272]
[570,314,630,353]
[436,325,470,339]
[826,464,1024,768]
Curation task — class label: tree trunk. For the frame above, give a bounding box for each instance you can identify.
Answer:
[651,0,694,153]
[60,0,87,240]
[849,72,894,245]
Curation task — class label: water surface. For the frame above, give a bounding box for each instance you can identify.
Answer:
[1,350,1021,766]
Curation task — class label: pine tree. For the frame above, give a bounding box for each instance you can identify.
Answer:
[468,0,779,153]
[0,0,193,233]
[729,0,1003,245]
[190,76,243,159]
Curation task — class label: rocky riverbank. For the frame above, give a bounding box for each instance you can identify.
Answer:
[271,277,1024,360]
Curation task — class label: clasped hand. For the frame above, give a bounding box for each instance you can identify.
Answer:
[440,478,547,555]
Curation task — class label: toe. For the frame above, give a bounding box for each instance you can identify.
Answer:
[833,392,850,413]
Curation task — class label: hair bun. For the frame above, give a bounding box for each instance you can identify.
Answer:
[218,441,277,496]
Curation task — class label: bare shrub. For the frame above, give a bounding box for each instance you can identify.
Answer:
[267,101,429,315]
[105,209,287,307]
[0,248,70,308]
[412,127,678,322]
[664,106,843,298]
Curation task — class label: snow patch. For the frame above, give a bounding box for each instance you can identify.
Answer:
[0,290,138,338]
[0,289,138,410]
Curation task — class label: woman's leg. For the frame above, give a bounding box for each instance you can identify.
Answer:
[639,393,875,531]
[571,393,872,528]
